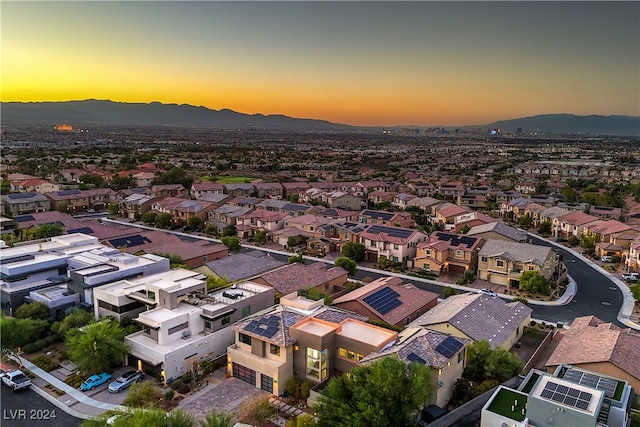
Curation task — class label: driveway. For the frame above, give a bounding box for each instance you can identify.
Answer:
[178,377,269,420]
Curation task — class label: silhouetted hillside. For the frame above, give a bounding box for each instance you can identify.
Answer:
[0,99,355,131]
[476,113,639,136]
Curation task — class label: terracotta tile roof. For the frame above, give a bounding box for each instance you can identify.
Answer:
[478,239,553,266]
[588,220,632,235]
[437,203,469,218]
[257,262,347,295]
[546,315,640,382]
[557,211,599,226]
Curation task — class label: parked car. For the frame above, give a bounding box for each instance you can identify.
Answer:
[86,208,96,213]
[108,370,143,393]
[80,372,112,391]
[480,288,497,298]
[601,255,614,263]
[622,273,639,282]
[1,369,31,391]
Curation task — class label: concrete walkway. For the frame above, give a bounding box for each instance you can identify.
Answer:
[7,354,126,420]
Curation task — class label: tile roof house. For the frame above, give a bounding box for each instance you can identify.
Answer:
[435,203,470,225]
[367,190,396,205]
[227,296,395,396]
[553,211,600,240]
[466,221,528,243]
[414,231,484,275]
[357,224,428,265]
[252,262,348,297]
[588,205,622,220]
[106,230,228,269]
[207,204,254,234]
[409,292,532,350]
[119,193,156,219]
[361,327,470,407]
[2,192,51,215]
[151,184,189,198]
[545,315,640,391]
[44,188,118,212]
[253,182,284,199]
[332,276,439,328]
[190,182,225,199]
[151,197,216,226]
[477,239,559,288]
[223,183,256,197]
[357,209,416,228]
[391,193,418,209]
[197,250,286,283]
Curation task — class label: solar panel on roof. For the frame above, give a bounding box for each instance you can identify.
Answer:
[542,381,592,411]
[58,189,82,196]
[243,315,280,339]
[435,336,463,358]
[8,193,37,199]
[108,235,152,248]
[14,215,36,222]
[67,227,94,234]
[363,287,402,315]
[367,225,413,239]
[562,368,619,398]
[407,352,426,365]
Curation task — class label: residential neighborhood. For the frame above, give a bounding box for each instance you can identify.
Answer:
[2,130,640,427]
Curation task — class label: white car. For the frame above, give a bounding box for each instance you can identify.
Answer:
[622,273,639,282]
[480,288,497,298]
[601,255,614,262]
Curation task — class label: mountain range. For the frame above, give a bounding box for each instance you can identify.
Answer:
[1,100,639,136]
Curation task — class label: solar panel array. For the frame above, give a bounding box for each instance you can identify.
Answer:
[407,352,427,365]
[367,225,413,239]
[562,368,618,398]
[243,314,280,338]
[14,215,36,222]
[67,227,94,234]
[361,210,394,221]
[435,336,464,358]
[540,381,592,411]
[58,190,82,196]
[7,193,37,200]
[363,287,402,315]
[435,232,477,249]
[108,235,152,248]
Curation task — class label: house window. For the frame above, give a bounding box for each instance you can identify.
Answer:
[242,306,251,317]
[423,263,430,271]
[371,242,376,248]
[456,250,462,257]
[393,256,399,263]
[143,327,151,335]
[306,348,327,381]
[458,350,464,364]
[394,244,399,250]
[270,344,280,356]
[481,256,488,263]
[339,348,347,358]
[496,259,504,267]
[528,266,535,271]
[239,333,252,345]
[426,250,432,256]
[345,233,350,239]
[168,322,189,335]
[147,290,156,301]
[204,320,212,330]
[221,315,231,325]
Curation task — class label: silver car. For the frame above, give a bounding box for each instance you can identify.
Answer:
[108,370,143,393]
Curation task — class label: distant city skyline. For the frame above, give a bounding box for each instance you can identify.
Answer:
[2,1,639,127]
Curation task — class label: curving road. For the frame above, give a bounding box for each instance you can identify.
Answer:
[526,235,624,327]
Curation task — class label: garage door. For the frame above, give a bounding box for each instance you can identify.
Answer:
[232,363,256,386]
[448,264,466,275]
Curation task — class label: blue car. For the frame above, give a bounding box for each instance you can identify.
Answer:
[80,373,112,391]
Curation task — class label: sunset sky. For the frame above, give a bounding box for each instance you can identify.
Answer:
[2,1,639,127]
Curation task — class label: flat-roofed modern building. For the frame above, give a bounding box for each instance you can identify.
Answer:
[67,247,170,307]
[27,285,80,319]
[482,365,634,427]
[97,269,275,381]
[1,233,103,312]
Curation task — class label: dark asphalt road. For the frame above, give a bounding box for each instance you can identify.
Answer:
[526,235,624,327]
[0,386,83,427]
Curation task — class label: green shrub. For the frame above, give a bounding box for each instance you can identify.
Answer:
[177,383,191,394]
[64,372,84,388]
[31,355,61,372]
[181,371,193,383]
[164,389,175,401]
[170,379,183,390]
[22,340,47,354]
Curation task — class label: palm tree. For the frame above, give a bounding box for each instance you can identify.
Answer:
[199,411,235,427]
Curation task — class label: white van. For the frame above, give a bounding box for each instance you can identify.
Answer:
[601,255,614,263]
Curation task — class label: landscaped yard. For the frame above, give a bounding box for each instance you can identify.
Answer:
[487,388,528,422]
[215,176,254,184]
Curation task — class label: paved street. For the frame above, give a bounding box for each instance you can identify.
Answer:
[0,386,82,427]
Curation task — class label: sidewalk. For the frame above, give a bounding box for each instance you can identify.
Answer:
[8,354,126,420]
